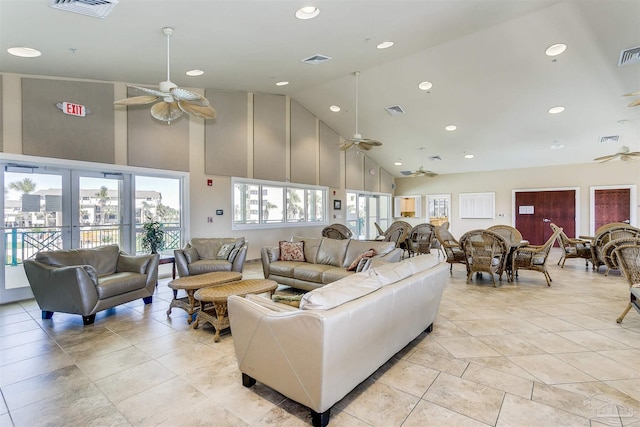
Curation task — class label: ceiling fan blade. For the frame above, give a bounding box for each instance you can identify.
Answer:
[628,98,640,107]
[340,142,354,151]
[359,139,382,146]
[151,101,183,122]
[358,143,373,150]
[400,171,412,176]
[593,154,617,162]
[114,95,159,105]
[623,90,640,96]
[171,88,210,106]
[178,101,217,119]
[129,85,169,98]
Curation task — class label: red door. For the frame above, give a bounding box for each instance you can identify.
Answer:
[594,188,631,231]
[515,190,576,245]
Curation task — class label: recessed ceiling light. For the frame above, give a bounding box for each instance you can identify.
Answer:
[445,125,457,131]
[464,154,474,159]
[329,105,341,112]
[275,81,289,86]
[548,106,565,114]
[377,41,394,49]
[551,142,564,150]
[394,159,402,166]
[186,69,204,76]
[418,81,433,91]
[295,6,320,20]
[8,47,41,58]
[545,43,567,57]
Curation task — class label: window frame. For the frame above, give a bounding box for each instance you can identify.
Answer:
[232,177,328,230]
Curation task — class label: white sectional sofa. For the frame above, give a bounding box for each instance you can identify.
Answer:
[228,254,448,427]
[261,236,402,291]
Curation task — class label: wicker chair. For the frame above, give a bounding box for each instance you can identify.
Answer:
[487,225,523,244]
[511,226,562,286]
[602,236,640,276]
[613,239,640,323]
[406,223,434,257]
[459,229,510,286]
[321,223,353,240]
[550,223,592,269]
[380,221,412,250]
[435,226,466,272]
[591,223,640,274]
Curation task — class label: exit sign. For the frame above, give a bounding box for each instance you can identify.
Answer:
[62,102,86,117]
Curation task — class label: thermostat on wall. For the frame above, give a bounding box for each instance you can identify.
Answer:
[216,209,223,215]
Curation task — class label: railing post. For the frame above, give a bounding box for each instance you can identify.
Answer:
[12,228,18,266]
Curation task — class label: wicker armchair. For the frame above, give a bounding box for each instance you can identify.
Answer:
[321,223,353,240]
[380,221,412,250]
[511,226,562,286]
[602,236,640,276]
[460,229,509,286]
[591,223,640,274]
[613,239,640,323]
[435,226,466,272]
[406,223,435,257]
[487,225,523,244]
[550,223,592,269]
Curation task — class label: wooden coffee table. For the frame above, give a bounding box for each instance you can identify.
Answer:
[193,279,278,342]
[167,271,242,323]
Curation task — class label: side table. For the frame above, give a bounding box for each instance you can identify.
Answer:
[193,279,278,342]
[167,271,242,323]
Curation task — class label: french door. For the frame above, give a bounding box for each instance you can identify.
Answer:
[346,191,391,240]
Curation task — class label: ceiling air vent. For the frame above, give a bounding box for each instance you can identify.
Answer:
[599,135,620,144]
[300,54,332,65]
[618,46,640,66]
[49,0,119,19]
[385,105,405,116]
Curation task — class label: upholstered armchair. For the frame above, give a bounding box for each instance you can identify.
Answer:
[174,237,248,277]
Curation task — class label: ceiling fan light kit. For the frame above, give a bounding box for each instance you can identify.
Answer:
[114,27,216,124]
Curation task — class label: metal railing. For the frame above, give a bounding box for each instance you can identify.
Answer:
[4,223,182,265]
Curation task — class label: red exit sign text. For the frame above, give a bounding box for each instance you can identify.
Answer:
[62,102,86,117]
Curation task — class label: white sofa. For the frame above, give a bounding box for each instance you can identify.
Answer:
[261,236,402,291]
[228,254,448,427]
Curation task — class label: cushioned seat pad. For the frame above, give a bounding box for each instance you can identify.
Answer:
[294,264,334,283]
[97,272,147,299]
[269,261,306,278]
[188,260,232,275]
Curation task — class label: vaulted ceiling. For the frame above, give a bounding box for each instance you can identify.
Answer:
[1,0,638,176]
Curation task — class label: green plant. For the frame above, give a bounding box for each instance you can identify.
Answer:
[141,217,165,254]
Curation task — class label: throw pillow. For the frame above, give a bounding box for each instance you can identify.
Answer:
[217,243,235,260]
[227,247,240,263]
[183,246,199,264]
[279,241,305,262]
[272,294,303,308]
[347,248,377,271]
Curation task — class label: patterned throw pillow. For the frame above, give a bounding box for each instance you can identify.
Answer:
[347,248,377,271]
[217,243,235,260]
[279,241,305,262]
[227,247,240,263]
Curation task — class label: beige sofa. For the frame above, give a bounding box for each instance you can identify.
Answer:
[24,244,159,325]
[229,254,448,427]
[174,237,248,277]
[261,237,402,291]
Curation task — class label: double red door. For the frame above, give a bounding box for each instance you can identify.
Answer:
[515,190,576,245]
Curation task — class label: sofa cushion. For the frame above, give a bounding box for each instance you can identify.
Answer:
[347,249,377,271]
[183,246,200,264]
[279,241,305,261]
[217,243,235,260]
[96,272,147,299]
[294,264,335,283]
[228,247,240,263]
[188,259,232,275]
[292,236,323,264]
[269,261,306,278]
[316,238,349,267]
[35,244,119,277]
[322,267,353,284]
[299,271,382,310]
[117,254,151,274]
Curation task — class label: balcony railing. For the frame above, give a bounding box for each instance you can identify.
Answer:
[4,223,181,266]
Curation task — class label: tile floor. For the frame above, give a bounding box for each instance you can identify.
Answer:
[1,250,639,426]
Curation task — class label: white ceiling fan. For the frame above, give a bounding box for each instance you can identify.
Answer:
[340,71,382,151]
[400,148,439,177]
[593,145,640,162]
[623,90,640,107]
[114,27,216,123]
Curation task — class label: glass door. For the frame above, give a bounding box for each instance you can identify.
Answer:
[2,165,70,301]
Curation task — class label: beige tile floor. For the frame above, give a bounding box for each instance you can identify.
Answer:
[1,250,639,426]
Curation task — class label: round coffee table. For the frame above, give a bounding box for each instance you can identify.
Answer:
[193,279,278,341]
[167,271,242,323]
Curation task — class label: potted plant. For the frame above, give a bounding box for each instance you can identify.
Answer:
[141,217,165,254]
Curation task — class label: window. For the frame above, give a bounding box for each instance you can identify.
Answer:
[232,178,327,229]
[346,191,392,240]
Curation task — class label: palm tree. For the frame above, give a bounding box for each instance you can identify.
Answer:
[262,201,278,222]
[9,178,36,196]
[95,186,110,225]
